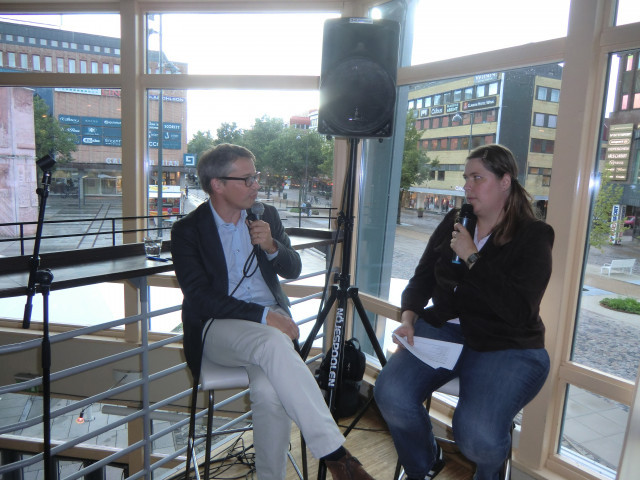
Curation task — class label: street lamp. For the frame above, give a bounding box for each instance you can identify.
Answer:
[452,111,474,152]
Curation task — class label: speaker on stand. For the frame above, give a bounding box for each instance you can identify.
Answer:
[302,16,400,480]
[318,17,400,138]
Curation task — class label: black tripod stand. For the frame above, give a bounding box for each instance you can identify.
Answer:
[22,154,56,480]
[300,138,388,479]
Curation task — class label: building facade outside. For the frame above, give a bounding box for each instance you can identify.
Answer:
[406,66,562,217]
[0,20,188,221]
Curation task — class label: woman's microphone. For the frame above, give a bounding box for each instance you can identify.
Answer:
[452,203,475,264]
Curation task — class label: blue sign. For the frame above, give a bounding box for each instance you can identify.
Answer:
[184,154,196,166]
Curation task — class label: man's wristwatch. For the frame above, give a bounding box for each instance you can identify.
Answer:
[466,252,480,266]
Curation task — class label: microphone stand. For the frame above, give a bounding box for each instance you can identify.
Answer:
[22,154,56,480]
[299,138,387,480]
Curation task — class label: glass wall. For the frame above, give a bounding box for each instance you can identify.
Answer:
[410,0,570,65]
[560,47,640,476]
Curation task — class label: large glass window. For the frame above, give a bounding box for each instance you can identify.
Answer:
[0,15,120,74]
[560,47,640,475]
[411,0,570,65]
[361,64,561,356]
[145,12,338,76]
[616,0,640,26]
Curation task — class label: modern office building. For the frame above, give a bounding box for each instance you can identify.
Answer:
[405,65,561,215]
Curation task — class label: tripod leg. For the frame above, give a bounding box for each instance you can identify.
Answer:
[300,286,338,360]
[348,287,387,366]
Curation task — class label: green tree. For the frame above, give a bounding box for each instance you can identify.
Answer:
[185,116,334,202]
[243,116,288,166]
[397,110,431,224]
[215,122,245,145]
[187,130,216,161]
[590,171,624,249]
[33,95,77,168]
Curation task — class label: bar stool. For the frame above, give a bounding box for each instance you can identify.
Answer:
[393,378,513,480]
[185,355,253,480]
[185,355,304,480]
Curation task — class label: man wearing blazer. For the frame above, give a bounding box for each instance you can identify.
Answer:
[171,144,373,480]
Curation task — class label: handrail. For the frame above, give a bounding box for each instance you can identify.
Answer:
[0,214,181,256]
[0,206,338,257]
[0,246,332,480]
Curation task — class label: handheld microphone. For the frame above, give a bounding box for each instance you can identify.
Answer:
[452,203,475,264]
[248,202,265,254]
[250,201,264,221]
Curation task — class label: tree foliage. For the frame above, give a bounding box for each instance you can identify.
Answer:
[397,110,434,223]
[187,130,216,160]
[400,110,429,190]
[33,95,77,168]
[186,116,333,197]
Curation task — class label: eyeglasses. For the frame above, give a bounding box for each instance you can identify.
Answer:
[217,173,261,187]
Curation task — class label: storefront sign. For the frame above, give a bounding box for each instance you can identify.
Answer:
[604,123,634,181]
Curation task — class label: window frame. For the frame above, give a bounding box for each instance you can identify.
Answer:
[0,2,639,479]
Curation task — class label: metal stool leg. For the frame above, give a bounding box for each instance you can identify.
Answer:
[186,379,200,480]
[204,390,214,480]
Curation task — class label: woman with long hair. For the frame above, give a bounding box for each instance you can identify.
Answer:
[374,144,554,480]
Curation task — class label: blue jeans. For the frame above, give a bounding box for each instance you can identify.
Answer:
[374,321,550,480]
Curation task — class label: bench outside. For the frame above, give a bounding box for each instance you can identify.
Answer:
[600,258,636,276]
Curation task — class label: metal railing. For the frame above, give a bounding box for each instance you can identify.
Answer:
[0,206,337,257]
[0,214,181,257]
[0,256,328,480]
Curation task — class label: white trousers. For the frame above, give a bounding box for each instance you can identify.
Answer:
[202,317,345,480]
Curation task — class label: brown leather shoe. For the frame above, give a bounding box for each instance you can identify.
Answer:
[325,449,375,480]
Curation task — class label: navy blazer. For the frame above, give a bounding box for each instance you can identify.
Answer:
[171,201,302,373]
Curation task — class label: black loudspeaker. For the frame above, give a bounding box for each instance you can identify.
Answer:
[318,17,400,138]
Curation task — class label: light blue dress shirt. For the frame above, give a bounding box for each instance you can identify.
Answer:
[209,201,278,323]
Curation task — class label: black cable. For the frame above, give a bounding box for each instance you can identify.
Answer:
[230,248,259,297]
[205,435,256,480]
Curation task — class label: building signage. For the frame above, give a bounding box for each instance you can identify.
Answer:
[474,73,498,84]
[55,87,102,96]
[59,115,81,124]
[55,87,122,98]
[148,94,186,103]
[430,106,444,116]
[184,154,196,166]
[101,89,121,97]
[58,115,182,150]
[604,123,634,182]
[82,136,102,145]
[83,126,102,136]
[103,137,122,147]
[610,204,625,245]
[462,96,497,111]
[148,160,181,167]
[446,104,460,113]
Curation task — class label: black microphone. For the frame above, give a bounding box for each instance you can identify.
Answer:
[248,202,265,254]
[250,201,264,221]
[452,203,475,264]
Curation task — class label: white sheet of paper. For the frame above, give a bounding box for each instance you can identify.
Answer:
[393,333,463,370]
